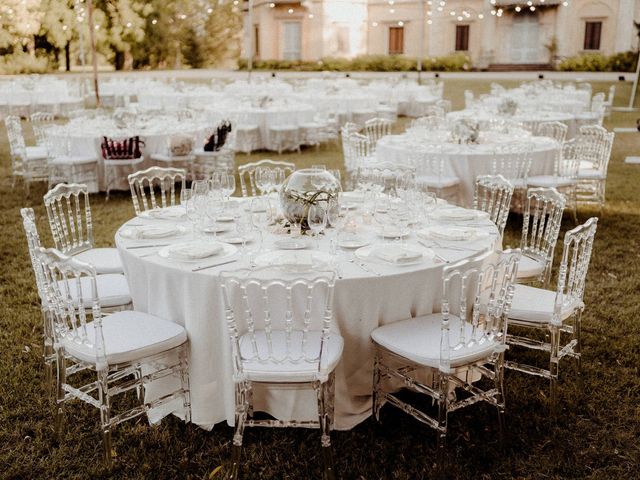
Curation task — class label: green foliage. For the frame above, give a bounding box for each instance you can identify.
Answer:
[0,50,49,74]
[238,53,473,72]
[558,51,638,72]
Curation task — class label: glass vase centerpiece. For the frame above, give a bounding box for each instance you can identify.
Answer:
[279,168,341,232]
[450,119,480,145]
[497,97,519,117]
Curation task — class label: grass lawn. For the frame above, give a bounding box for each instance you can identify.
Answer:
[1,77,639,479]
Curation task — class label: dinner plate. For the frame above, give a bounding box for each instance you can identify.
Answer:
[355,243,434,266]
[138,205,186,220]
[377,227,411,239]
[158,241,227,262]
[337,235,370,249]
[254,251,332,272]
[120,224,187,240]
[273,238,311,250]
[203,223,230,234]
[216,215,235,222]
[431,208,490,222]
[221,233,256,245]
[417,226,490,242]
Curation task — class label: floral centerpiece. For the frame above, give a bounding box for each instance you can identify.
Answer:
[450,119,480,144]
[113,108,137,129]
[497,97,519,116]
[279,169,341,232]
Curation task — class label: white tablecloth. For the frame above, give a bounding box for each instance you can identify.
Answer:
[115,201,498,430]
[447,109,578,139]
[375,131,559,207]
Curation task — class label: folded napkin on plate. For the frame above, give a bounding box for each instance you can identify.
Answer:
[371,244,423,264]
[276,252,314,269]
[434,208,478,221]
[148,206,185,219]
[420,227,474,242]
[168,242,222,260]
[125,225,176,239]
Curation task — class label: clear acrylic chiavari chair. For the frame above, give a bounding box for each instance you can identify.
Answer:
[492,143,532,190]
[127,166,186,216]
[36,247,190,465]
[363,117,393,151]
[528,140,579,223]
[43,183,124,274]
[575,126,615,215]
[219,268,342,480]
[473,174,515,238]
[536,121,569,144]
[45,127,99,191]
[506,218,598,404]
[517,188,566,287]
[5,114,49,193]
[344,132,373,176]
[408,147,461,204]
[238,159,295,197]
[21,208,132,392]
[30,111,56,147]
[371,249,520,469]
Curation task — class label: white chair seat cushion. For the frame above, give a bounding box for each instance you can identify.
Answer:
[50,155,97,166]
[103,157,144,167]
[508,284,582,324]
[516,255,545,279]
[62,311,187,365]
[74,248,123,274]
[371,314,500,369]
[416,175,461,188]
[236,124,259,131]
[150,153,195,162]
[61,273,131,309]
[269,125,298,132]
[26,146,48,159]
[527,175,576,188]
[239,330,343,383]
[577,168,605,180]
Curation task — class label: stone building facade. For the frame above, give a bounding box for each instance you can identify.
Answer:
[243,0,640,68]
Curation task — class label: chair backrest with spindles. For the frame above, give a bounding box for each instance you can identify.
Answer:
[238,159,295,197]
[43,183,94,256]
[364,117,393,147]
[439,249,520,373]
[537,121,568,144]
[473,174,514,237]
[520,188,566,286]
[220,267,337,383]
[128,166,187,215]
[21,208,47,305]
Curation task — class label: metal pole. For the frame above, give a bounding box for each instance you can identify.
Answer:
[75,0,86,67]
[248,0,254,83]
[417,0,425,84]
[87,0,100,107]
[628,50,640,109]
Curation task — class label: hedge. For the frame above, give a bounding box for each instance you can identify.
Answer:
[558,51,638,72]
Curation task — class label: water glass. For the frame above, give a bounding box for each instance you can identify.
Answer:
[307,204,327,250]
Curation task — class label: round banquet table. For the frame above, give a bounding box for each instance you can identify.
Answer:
[115,198,499,430]
[47,119,206,192]
[375,131,560,207]
[447,109,578,139]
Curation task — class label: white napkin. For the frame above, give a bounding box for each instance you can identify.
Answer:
[371,244,423,264]
[147,206,186,220]
[122,225,177,239]
[275,252,314,269]
[167,242,222,260]
[419,226,474,242]
[433,208,479,222]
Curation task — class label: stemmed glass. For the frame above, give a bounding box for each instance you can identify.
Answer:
[422,192,438,225]
[181,188,198,239]
[250,197,271,252]
[271,169,285,194]
[234,211,253,257]
[307,204,327,250]
[254,167,273,197]
[205,190,224,237]
[326,198,346,256]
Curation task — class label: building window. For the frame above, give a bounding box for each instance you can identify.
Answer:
[282,21,302,60]
[254,25,260,58]
[455,25,469,51]
[584,21,602,50]
[388,26,404,55]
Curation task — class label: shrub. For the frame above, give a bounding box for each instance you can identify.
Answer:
[558,51,638,72]
[0,51,49,75]
[237,53,472,72]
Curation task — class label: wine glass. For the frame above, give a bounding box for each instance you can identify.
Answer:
[329,169,342,189]
[326,198,346,255]
[205,190,224,237]
[223,173,236,200]
[254,167,272,197]
[235,211,253,257]
[422,192,438,225]
[307,204,327,250]
[271,169,285,195]
[250,197,271,252]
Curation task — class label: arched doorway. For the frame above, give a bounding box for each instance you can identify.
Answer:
[510,13,540,63]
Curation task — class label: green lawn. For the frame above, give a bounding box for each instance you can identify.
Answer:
[1,77,639,479]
